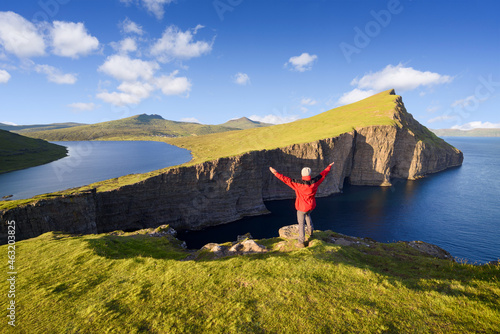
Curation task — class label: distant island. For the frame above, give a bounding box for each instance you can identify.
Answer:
[431,128,500,137]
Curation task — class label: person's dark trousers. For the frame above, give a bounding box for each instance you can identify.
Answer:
[297,210,313,244]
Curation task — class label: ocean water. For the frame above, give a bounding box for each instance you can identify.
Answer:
[178,137,500,264]
[0,141,191,200]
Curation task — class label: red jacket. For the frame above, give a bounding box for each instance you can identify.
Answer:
[273,165,332,212]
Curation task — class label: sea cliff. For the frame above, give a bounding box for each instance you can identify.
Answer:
[0,91,463,242]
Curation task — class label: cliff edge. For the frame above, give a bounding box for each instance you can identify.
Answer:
[0,90,463,242]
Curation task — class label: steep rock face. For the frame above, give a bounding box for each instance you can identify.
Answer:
[0,98,463,242]
[2,190,97,241]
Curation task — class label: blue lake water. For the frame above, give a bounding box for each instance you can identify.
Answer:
[178,137,500,264]
[0,141,191,200]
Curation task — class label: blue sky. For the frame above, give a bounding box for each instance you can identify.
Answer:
[0,0,499,130]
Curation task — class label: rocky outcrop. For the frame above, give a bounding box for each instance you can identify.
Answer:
[0,94,463,243]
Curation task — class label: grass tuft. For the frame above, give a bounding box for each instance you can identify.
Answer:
[2,227,499,333]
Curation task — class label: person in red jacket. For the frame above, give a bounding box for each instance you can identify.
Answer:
[269,162,334,248]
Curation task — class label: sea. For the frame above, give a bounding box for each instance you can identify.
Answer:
[178,137,500,264]
[1,138,498,263]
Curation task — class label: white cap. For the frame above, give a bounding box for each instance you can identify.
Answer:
[301,167,311,177]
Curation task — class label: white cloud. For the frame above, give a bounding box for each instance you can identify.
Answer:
[427,115,459,124]
[51,21,99,58]
[337,64,453,105]
[234,72,250,85]
[121,18,144,35]
[0,11,46,58]
[151,25,213,62]
[35,64,77,84]
[337,88,376,105]
[1,121,17,125]
[352,63,453,92]
[451,95,476,108]
[98,55,159,81]
[118,81,155,99]
[249,114,300,124]
[121,0,175,20]
[180,117,200,123]
[285,53,317,72]
[67,102,97,111]
[97,91,143,106]
[0,69,11,83]
[111,37,138,54]
[142,0,175,19]
[451,121,500,130]
[97,80,155,106]
[300,98,317,106]
[154,70,191,96]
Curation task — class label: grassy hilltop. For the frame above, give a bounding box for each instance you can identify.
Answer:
[0,129,67,174]
[1,228,498,333]
[165,89,442,164]
[0,89,445,209]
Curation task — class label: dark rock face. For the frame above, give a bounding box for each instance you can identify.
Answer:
[0,100,463,243]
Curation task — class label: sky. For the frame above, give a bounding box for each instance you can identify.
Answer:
[0,0,499,130]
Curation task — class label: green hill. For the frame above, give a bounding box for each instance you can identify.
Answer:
[23,114,239,141]
[0,122,85,132]
[166,89,443,164]
[1,227,498,333]
[431,128,500,137]
[0,129,67,174]
[220,117,272,129]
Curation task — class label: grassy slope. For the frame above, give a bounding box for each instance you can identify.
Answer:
[0,129,67,174]
[0,90,432,209]
[23,114,239,141]
[166,90,400,164]
[220,117,272,129]
[2,229,498,333]
[431,128,500,137]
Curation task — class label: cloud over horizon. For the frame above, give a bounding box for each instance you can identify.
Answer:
[338,64,453,105]
[451,121,500,130]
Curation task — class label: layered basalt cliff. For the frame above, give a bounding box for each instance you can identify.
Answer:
[0,93,463,243]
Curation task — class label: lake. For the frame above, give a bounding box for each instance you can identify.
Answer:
[178,137,500,264]
[0,141,192,200]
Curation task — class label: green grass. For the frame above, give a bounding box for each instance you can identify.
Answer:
[220,117,272,129]
[0,89,444,210]
[2,228,499,333]
[23,114,239,141]
[165,89,401,164]
[0,129,67,174]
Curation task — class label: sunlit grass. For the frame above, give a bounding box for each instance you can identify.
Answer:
[2,229,498,333]
[0,89,450,210]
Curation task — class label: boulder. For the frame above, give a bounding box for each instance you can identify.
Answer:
[278,224,312,240]
[407,241,453,260]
